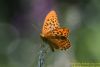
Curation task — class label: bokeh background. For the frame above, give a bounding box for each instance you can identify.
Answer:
[0,0,100,67]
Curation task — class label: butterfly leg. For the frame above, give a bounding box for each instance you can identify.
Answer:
[48,43,55,52]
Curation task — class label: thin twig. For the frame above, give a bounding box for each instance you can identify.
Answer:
[38,44,47,67]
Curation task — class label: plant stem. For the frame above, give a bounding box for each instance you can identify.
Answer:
[38,45,47,67]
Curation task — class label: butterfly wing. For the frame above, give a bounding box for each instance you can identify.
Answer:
[49,38,71,50]
[41,10,60,35]
[46,28,70,38]
[46,28,71,51]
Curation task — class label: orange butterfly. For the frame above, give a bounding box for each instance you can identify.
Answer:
[40,10,71,52]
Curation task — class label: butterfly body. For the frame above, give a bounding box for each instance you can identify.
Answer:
[40,10,71,51]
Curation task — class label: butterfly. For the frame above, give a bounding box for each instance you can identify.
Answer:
[40,10,71,52]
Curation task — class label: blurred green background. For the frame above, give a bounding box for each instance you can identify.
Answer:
[0,0,100,67]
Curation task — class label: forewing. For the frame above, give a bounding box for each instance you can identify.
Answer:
[42,10,60,35]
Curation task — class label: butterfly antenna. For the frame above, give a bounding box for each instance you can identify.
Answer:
[32,23,41,34]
